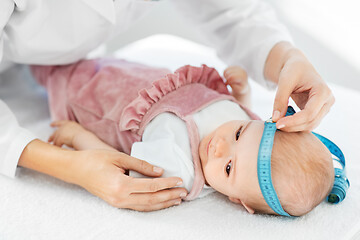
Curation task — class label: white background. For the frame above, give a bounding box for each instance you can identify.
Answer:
[105,0,360,91]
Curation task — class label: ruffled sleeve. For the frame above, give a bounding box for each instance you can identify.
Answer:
[120,64,230,133]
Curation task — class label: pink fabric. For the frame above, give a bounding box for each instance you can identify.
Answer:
[31,59,260,200]
[120,64,232,133]
[31,59,171,154]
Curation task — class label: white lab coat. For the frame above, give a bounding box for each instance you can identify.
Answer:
[0,0,292,178]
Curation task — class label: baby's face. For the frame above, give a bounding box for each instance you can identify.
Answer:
[199,120,265,211]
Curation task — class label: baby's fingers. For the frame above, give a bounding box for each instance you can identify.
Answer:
[48,132,55,143]
[48,130,64,147]
[50,120,70,128]
[52,135,65,147]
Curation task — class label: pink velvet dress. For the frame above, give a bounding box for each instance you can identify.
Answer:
[31,59,259,200]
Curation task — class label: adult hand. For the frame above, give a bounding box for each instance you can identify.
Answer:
[72,149,188,211]
[265,42,335,132]
[19,140,187,212]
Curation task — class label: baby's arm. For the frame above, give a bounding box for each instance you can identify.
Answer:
[48,121,117,152]
[224,66,251,109]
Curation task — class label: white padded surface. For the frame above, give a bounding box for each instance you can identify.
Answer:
[0,35,359,240]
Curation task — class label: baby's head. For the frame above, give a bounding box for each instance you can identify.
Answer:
[199,120,334,216]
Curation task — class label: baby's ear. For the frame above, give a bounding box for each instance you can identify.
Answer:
[228,197,255,214]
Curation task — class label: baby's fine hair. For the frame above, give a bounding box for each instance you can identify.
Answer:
[251,131,334,216]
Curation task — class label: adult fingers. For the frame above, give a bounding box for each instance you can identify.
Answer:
[277,101,332,132]
[272,76,295,123]
[128,188,187,206]
[276,89,334,131]
[130,198,182,212]
[128,177,184,193]
[117,153,165,177]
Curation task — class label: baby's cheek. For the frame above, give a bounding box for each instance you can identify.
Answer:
[204,166,229,195]
[203,165,217,186]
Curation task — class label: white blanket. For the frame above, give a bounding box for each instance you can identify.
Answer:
[0,35,359,240]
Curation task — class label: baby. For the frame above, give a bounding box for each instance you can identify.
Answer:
[31,59,335,216]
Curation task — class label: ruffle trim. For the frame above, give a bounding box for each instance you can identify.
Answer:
[120,64,229,133]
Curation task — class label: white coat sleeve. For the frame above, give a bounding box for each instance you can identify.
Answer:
[0,101,37,178]
[0,0,15,64]
[0,1,36,178]
[171,0,294,89]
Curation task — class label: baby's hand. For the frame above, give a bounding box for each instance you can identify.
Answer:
[224,66,250,98]
[224,66,251,108]
[48,120,87,148]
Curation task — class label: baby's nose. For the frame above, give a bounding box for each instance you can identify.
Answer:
[214,138,229,158]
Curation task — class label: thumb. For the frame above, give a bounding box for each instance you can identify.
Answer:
[119,153,164,177]
[272,79,293,123]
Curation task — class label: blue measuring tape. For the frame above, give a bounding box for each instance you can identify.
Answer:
[257,106,350,217]
[312,132,350,204]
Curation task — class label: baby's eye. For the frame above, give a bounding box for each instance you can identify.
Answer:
[226,161,232,176]
[235,126,242,141]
